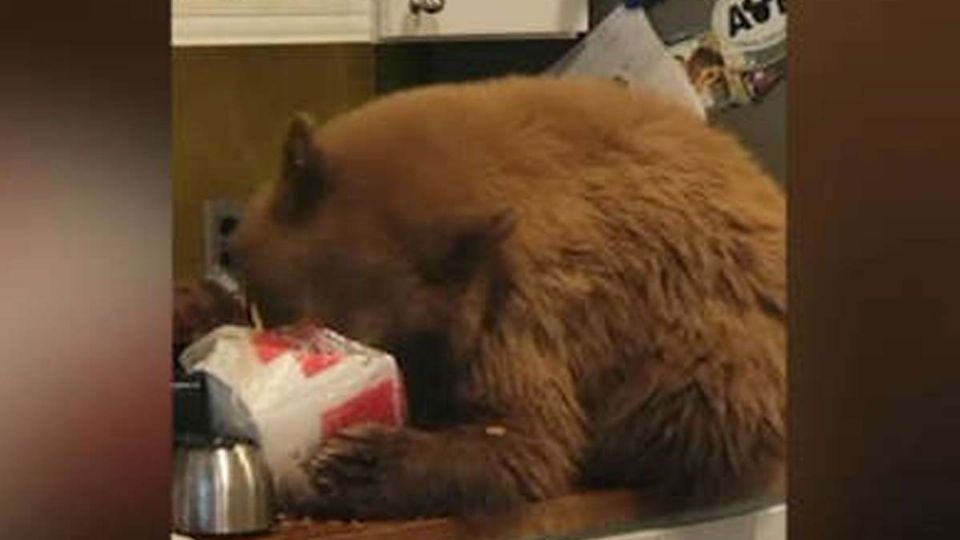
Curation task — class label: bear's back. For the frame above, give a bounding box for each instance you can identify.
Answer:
[317,76,782,262]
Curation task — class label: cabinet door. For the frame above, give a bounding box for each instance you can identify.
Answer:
[375,0,588,42]
[172,0,373,47]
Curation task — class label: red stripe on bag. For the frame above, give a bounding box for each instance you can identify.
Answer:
[252,332,295,364]
[299,352,340,378]
[321,378,402,438]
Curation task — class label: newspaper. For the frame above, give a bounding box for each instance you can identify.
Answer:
[547,5,706,120]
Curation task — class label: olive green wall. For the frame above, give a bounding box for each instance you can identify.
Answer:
[173,45,375,281]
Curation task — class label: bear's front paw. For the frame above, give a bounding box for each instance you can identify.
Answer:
[304,424,409,519]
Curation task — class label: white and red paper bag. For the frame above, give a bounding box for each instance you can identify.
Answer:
[178,323,406,510]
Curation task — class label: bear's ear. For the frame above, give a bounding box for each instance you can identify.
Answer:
[418,210,517,284]
[272,112,329,223]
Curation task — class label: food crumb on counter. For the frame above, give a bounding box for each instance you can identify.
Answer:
[485,425,507,437]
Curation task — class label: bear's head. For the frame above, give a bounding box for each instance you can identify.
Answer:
[230,110,515,353]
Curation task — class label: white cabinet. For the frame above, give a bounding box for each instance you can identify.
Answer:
[172,0,588,47]
[172,0,374,46]
[376,0,588,42]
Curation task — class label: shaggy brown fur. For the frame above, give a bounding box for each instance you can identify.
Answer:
[229,76,786,519]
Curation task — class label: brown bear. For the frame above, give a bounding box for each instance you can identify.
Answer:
[229,76,786,519]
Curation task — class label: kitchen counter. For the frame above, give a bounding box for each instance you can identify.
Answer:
[181,491,785,540]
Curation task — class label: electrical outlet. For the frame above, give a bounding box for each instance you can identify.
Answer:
[203,199,244,277]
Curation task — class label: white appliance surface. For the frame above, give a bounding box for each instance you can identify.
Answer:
[585,503,786,540]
